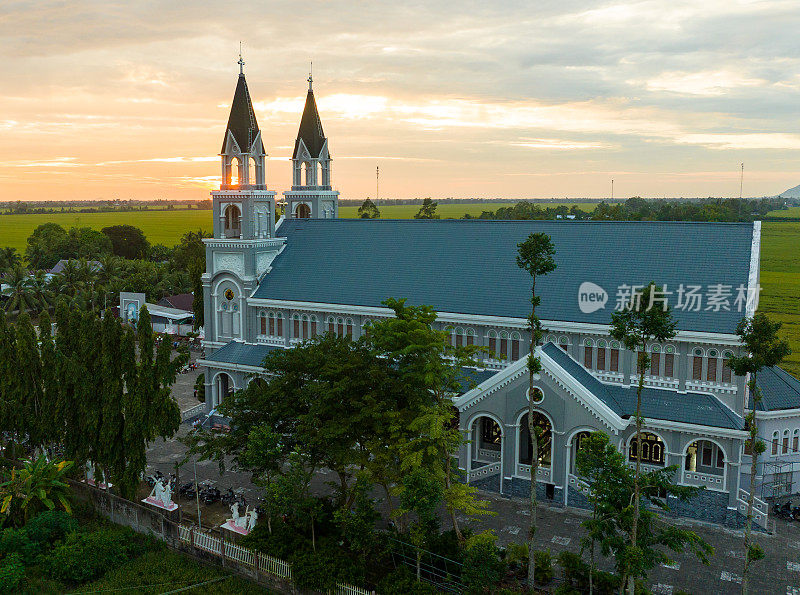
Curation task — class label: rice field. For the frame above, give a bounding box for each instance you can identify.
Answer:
[767,206,800,218]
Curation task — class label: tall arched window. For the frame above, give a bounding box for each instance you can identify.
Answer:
[707,349,719,382]
[783,429,791,454]
[224,204,241,239]
[499,331,509,360]
[454,327,464,347]
[558,336,569,351]
[584,339,594,370]
[722,350,734,383]
[345,318,354,338]
[327,316,336,334]
[649,345,661,376]
[229,157,240,186]
[487,330,498,358]
[259,310,284,336]
[596,339,607,370]
[664,345,676,377]
[510,332,521,360]
[609,341,620,372]
[248,156,256,186]
[629,432,665,466]
[466,328,475,346]
[794,429,799,452]
[296,203,311,219]
[772,431,779,455]
[692,348,704,381]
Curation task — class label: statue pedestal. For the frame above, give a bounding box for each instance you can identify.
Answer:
[221,520,250,535]
[142,496,178,512]
[84,478,113,490]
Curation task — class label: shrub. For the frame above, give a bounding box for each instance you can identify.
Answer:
[24,510,78,546]
[376,566,437,595]
[45,527,154,584]
[0,528,38,565]
[290,549,336,592]
[556,550,620,595]
[505,542,529,568]
[461,531,506,594]
[0,553,24,594]
[534,549,553,585]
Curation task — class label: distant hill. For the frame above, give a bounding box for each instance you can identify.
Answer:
[778,184,800,198]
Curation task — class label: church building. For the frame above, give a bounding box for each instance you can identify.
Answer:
[198,62,800,530]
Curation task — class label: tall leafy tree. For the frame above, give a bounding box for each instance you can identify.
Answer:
[728,313,790,594]
[576,432,713,588]
[516,232,557,585]
[38,310,61,449]
[0,311,20,455]
[2,265,35,314]
[13,312,44,448]
[0,247,21,270]
[609,282,677,594]
[101,224,150,259]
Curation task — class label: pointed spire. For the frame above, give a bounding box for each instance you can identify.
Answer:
[238,42,245,75]
[222,55,259,154]
[294,71,327,159]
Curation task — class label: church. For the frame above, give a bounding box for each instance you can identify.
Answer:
[197,61,800,530]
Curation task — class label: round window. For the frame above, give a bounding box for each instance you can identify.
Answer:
[528,388,544,403]
[224,289,235,301]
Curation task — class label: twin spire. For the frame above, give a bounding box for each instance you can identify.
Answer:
[222,56,327,161]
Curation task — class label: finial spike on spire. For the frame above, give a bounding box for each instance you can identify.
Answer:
[238,41,245,75]
[308,61,313,91]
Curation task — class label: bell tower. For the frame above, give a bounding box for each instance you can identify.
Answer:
[283,70,339,219]
[203,55,286,349]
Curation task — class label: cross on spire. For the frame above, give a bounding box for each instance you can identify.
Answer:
[238,42,245,75]
[308,61,313,91]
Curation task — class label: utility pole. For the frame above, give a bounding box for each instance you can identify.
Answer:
[740,163,744,199]
[376,165,380,202]
[194,461,201,530]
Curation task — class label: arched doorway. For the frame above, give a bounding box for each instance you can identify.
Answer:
[214,372,235,408]
[570,430,593,475]
[518,412,552,468]
[628,432,666,467]
[683,439,726,490]
[295,203,311,219]
[224,204,241,238]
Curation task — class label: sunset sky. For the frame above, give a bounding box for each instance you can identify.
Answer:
[2,0,800,201]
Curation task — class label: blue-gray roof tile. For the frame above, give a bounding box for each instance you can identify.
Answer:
[254,219,756,334]
[751,366,800,412]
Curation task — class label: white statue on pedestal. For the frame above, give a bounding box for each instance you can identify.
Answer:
[246,508,258,532]
[148,479,173,508]
[228,501,240,526]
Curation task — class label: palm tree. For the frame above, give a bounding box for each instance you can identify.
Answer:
[2,265,35,314]
[53,259,83,298]
[0,247,21,270]
[0,454,73,528]
[28,269,53,313]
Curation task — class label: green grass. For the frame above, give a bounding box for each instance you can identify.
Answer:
[339,201,597,220]
[760,222,800,377]
[766,206,800,218]
[0,210,212,254]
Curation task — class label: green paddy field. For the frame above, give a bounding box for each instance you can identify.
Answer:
[0,204,797,374]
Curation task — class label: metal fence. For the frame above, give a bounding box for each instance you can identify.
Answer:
[387,536,464,594]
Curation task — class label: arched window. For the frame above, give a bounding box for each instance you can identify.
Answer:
[558,336,569,351]
[310,314,318,337]
[229,157,240,186]
[327,316,336,334]
[510,332,521,360]
[444,326,455,347]
[296,203,311,219]
[722,350,734,383]
[707,349,719,382]
[248,156,256,186]
[783,429,790,454]
[772,431,779,455]
[466,328,475,346]
[362,319,372,337]
[692,348,704,381]
[345,318,354,338]
[685,439,725,472]
[487,330,498,358]
[649,344,661,376]
[596,339,607,371]
[629,432,665,466]
[337,317,345,337]
[499,331,509,360]
[664,345,676,378]
[224,204,241,239]
[259,310,284,336]
[609,341,620,372]
[259,310,267,335]
[584,338,594,370]
[794,429,799,452]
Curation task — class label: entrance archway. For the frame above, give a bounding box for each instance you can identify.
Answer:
[214,372,235,408]
[224,204,241,238]
[295,203,311,219]
[518,412,552,468]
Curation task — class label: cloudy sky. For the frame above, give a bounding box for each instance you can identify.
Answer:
[1,0,800,201]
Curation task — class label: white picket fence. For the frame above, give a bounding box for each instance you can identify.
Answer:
[178,524,370,592]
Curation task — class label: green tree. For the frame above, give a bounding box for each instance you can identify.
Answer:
[0,311,20,456]
[189,260,204,329]
[609,282,677,594]
[0,455,73,528]
[0,248,20,271]
[516,232,557,585]
[28,269,53,313]
[2,265,35,314]
[13,312,45,448]
[25,223,68,269]
[414,198,439,219]
[101,225,151,259]
[358,198,381,219]
[576,432,713,589]
[728,314,790,594]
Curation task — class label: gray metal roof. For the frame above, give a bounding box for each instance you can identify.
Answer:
[751,366,800,411]
[543,342,745,430]
[205,341,282,368]
[222,74,259,153]
[254,219,756,334]
[294,88,326,158]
